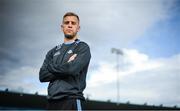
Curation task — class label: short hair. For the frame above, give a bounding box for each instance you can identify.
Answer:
[63,12,80,22]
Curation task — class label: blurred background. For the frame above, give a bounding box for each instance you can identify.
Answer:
[0,0,180,108]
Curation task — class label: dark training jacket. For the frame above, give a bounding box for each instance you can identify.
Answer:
[39,39,91,100]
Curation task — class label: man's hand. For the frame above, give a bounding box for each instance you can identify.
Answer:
[68,54,77,62]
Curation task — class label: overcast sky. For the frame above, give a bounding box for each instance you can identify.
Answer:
[0,0,180,107]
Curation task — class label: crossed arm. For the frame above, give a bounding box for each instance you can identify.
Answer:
[39,44,91,82]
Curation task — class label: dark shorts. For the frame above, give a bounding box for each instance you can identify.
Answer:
[47,98,85,110]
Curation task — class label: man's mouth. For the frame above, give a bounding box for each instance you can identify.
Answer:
[66,29,73,33]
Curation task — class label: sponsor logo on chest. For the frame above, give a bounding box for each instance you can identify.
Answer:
[54,51,60,56]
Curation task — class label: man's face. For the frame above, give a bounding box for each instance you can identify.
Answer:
[61,16,80,38]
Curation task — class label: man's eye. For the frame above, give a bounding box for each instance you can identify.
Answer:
[64,21,69,24]
[72,22,76,25]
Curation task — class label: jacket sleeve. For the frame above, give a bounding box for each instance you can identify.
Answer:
[39,50,56,82]
[48,43,91,77]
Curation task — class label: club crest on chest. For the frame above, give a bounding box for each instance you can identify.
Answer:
[67,50,73,54]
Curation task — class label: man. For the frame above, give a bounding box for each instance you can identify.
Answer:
[39,12,91,110]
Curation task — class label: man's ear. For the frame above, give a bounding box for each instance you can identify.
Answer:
[77,26,80,32]
[61,24,63,31]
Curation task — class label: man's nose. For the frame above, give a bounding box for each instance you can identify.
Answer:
[68,23,72,28]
